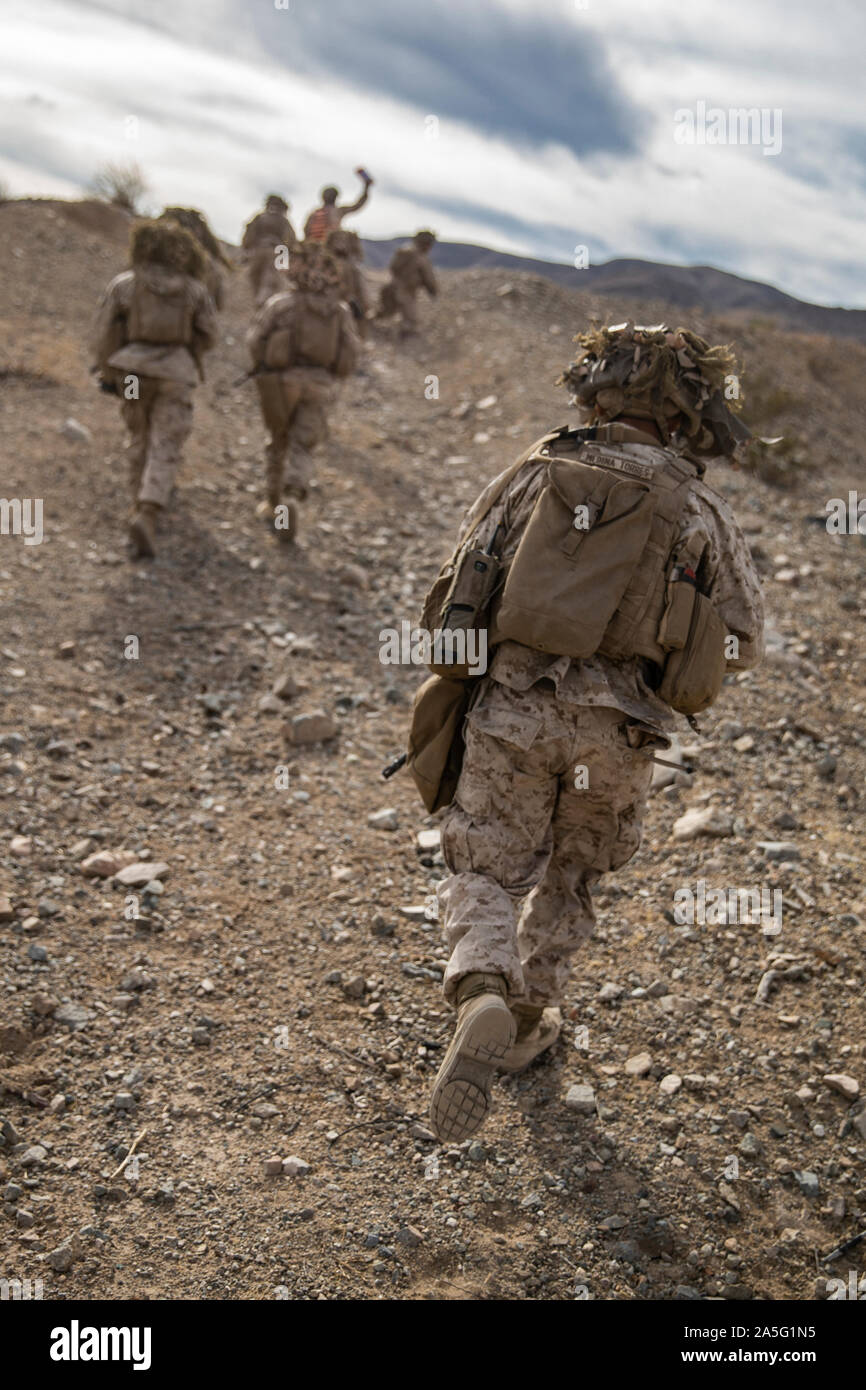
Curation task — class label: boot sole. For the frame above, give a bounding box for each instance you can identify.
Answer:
[429,998,515,1144]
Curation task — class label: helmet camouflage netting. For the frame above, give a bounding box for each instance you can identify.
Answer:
[289,240,341,293]
[130,219,204,279]
[160,207,232,267]
[558,322,750,458]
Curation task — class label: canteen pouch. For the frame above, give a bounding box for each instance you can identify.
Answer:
[407,675,475,813]
[658,589,727,714]
[493,457,656,657]
[419,545,501,680]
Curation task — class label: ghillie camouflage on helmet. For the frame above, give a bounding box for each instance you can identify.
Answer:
[160,206,232,268]
[130,219,204,279]
[558,322,750,458]
[288,240,341,294]
[326,228,355,259]
[414,229,436,248]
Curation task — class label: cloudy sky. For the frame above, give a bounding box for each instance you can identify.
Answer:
[1,0,864,306]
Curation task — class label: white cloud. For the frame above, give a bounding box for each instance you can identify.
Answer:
[1,0,864,305]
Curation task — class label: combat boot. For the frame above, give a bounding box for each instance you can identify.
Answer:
[429,972,515,1144]
[128,501,160,558]
[498,1005,561,1073]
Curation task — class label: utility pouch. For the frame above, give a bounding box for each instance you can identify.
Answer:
[420,545,501,680]
[658,590,727,714]
[657,570,696,652]
[407,675,475,813]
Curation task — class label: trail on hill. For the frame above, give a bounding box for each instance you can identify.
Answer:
[1,199,865,1302]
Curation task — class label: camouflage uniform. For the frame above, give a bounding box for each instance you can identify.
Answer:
[246,246,359,519]
[328,230,370,339]
[437,430,764,1009]
[241,199,297,306]
[160,207,231,311]
[91,260,217,512]
[376,233,437,336]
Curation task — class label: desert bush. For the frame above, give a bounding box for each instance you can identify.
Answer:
[90,160,149,213]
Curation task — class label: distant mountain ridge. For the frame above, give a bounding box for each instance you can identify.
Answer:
[361,238,866,342]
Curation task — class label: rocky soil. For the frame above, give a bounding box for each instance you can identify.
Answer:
[1,198,865,1301]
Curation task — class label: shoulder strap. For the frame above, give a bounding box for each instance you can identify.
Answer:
[451,426,598,564]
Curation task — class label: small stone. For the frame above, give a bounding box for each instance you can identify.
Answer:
[272,672,299,701]
[673,806,733,841]
[58,640,76,660]
[257,693,283,715]
[625,1052,652,1077]
[659,1073,682,1096]
[60,418,92,444]
[20,1145,48,1167]
[598,982,624,1003]
[565,1084,596,1115]
[794,1170,820,1198]
[282,1156,310,1177]
[816,754,837,779]
[263,1156,283,1177]
[738,1132,763,1158]
[27,944,48,962]
[54,1002,93,1030]
[114,1092,135,1111]
[10,836,32,856]
[343,975,366,999]
[46,1236,83,1272]
[416,829,441,851]
[119,969,154,992]
[467,1141,485,1162]
[191,1027,210,1046]
[114,861,169,887]
[252,1102,280,1119]
[0,895,15,921]
[285,711,337,745]
[396,1225,423,1247]
[823,1073,859,1101]
[733,734,755,753]
[80,849,137,878]
[368,808,399,831]
[756,841,800,861]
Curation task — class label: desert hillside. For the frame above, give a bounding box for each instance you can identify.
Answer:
[1,198,865,1302]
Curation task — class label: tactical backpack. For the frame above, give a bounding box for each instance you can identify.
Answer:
[421,424,729,715]
[128,274,194,346]
[263,299,342,370]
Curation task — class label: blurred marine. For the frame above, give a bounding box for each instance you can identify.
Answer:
[304,169,373,243]
[245,242,359,542]
[91,219,218,558]
[375,230,438,338]
[410,322,764,1143]
[241,194,297,306]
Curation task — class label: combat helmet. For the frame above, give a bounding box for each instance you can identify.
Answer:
[289,240,341,294]
[326,228,354,259]
[160,206,232,268]
[558,322,750,459]
[413,229,436,249]
[130,218,204,280]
